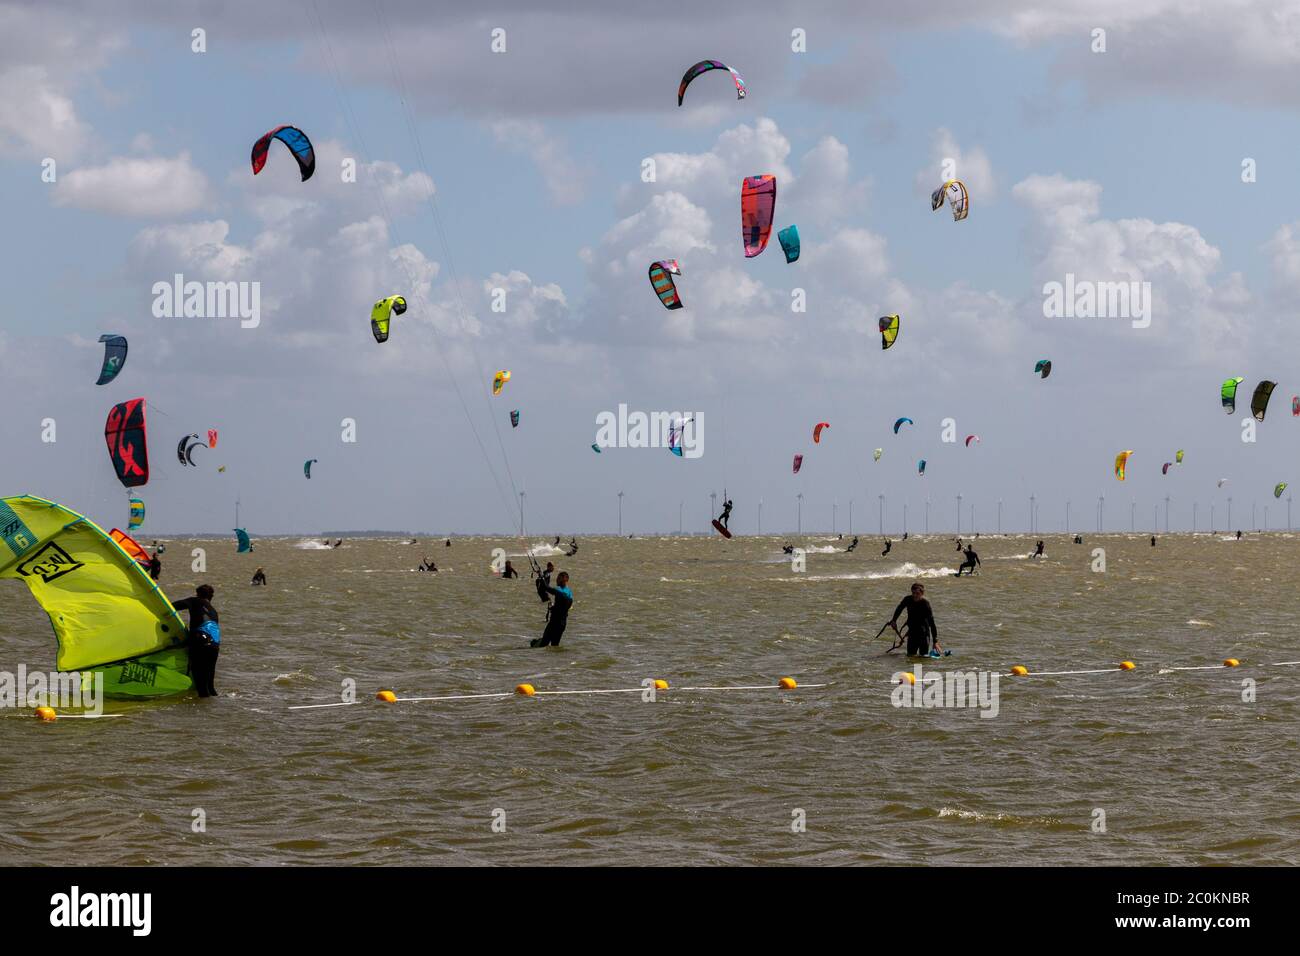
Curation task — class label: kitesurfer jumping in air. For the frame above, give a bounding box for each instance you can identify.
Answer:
[881,538,892,556]
[957,545,980,576]
[251,567,267,586]
[173,584,220,698]
[717,498,733,530]
[889,582,940,657]
[531,571,573,647]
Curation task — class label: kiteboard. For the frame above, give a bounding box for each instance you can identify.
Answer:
[711,519,733,539]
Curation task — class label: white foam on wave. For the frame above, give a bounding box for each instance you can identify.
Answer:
[774,562,959,582]
[294,539,333,550]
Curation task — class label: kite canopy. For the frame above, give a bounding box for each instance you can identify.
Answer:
[96,334,128,386]
[303,459,317,479]
[648,261,683,310]
[677,60,746,106]
[1275,482,1288,499]
[893,417,913,434]
[510,410,520,428]
[1115,450,1133,481]
[1176,449,1185,463]
[879,314,900,350]
[792,454,803,474]
[813,422,830,443]
[234,528,252,553]
[0,495,191,697]
[1162,462,1173,475]
[1221,377,1244,413]
[370,295,407,343]
[251,125,315,181]
[128,496,145,531]
[930,180,969,221]
[741,175,777,258]
[873,448,882,462]
[1252,380,1276,421]
[207,429,218,449]
[918,459,927,475]
[105,399,149,489]
[965,435,980,447]
[777,225,800,263]
[177,434,205,467]
[1035,359,1052,379]
[668,417,691,457]
[493,370,511,395]
[591,443,602,454]
[1217,478,1228,488]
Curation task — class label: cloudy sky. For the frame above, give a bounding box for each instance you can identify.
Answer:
[2,0,1298,536]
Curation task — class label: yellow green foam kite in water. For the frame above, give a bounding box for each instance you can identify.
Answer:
[0,495,192,698]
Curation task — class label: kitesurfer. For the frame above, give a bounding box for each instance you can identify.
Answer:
[173,584,220,698]
[881,538,892,556]
[502,560,519,579]
[717,498,733,530]
[147,550,162,581]
[957,545,981,576]
[445,538,452,547]
[845,536,859,553]
[1151,535,1157,547]
[251,567,267,586]
[1236,531,1242,540]
[888,582,939,657]
[1031,540,1045,559]
[1074,534,1083,544]
[782,543,794,555]
[553,536,561,546]
[531,571,573,647]
[538,562,555,599]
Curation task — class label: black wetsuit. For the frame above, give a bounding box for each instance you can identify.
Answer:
[532,583,573,647]
[719,501,733,529]
[172,596,220,697]
[251,570,266,586]
[881,539,892,556]
[958,547,980,575]
[502,565,518,579]
[148,556,161,581]
[890,595,937,656]
[846,537,859,553]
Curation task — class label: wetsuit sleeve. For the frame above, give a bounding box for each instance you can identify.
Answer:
[889,597,909,625]
[172,597,195,614]
[924,603,937,637]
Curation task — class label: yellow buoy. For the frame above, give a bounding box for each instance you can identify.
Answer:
[1119,661,1136,671]
[1010,665,1029,676]
[376,690,397,703]
[34,706,57,722]
[778,677,797,689]
[653,679,669,690]
[515,683,536,696]
[895,671,916,686]
[1223,658,1240,668]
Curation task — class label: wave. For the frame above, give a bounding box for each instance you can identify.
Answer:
[294,539,334,550]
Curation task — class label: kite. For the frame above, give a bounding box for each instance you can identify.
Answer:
[304,459,317,479]
[234,528,252,553]
[965,435,980,447]
[493,370,511,395]
[677,60,746,106]
[918,459,927,476]
[668,417,692,457]
[893,417,913,434]
[1035,359,1052,379]
[591,443,602,453]
[648,261,683,310]
[1221,377,1244,414]
[1162,462,1173,475]
[177,434,204,467]
[0,495,191,697]
[1217,478,1229,488]
[873,448,882,462]
[777,225,800,263]
[879,314,900,350]
[1276,482,1289,499]
[792,454,803,474]
[1114,450,1133,481]
[1294,396,1300,417]
[510,410,520,428]
[741,175,777,258]
[105,399,149,488]
[930,180,969,221]
[1252,380,1276,421]
[207,429,218,449]
[813,422,830,443]
[96,334,128,386]
[251,125,315,181]
[370,295,407,343]
[128,496,145,531]
[1176,449,1185,464]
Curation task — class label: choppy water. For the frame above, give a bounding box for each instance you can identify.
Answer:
[2,532,1298,865]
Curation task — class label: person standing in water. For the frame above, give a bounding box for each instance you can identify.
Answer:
[173,584,220,698]
[531,571,573,647]
[888,582,940,657]
[502,560,519,579]
[147,549,162,581]
[251,567,267,586]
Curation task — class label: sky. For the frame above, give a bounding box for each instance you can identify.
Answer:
[2,0,1299,536]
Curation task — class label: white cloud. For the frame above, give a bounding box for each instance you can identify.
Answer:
[914,128,995,204]
[54,153,209,217]
[490,119,588,205]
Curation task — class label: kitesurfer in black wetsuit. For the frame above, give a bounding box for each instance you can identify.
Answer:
[782,543,794,555]
[881,538,892,556]
[957,545,980,576]
[718,498,733,530]
[251,567,266,585]
[537,562,555,600]
[1151,535,1156,547]
[889,582,939,657]
[173,584,220,698]
[147,550,162,581]
[845,536,859,553]
[1031,540,1044,558]
[502,561,518,579]
[531,572,573,647]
